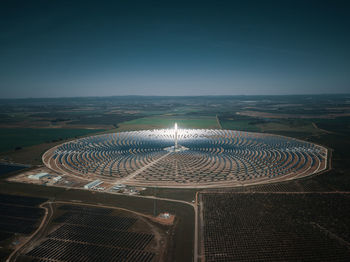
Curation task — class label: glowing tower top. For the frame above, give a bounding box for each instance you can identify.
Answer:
[174,123,178,149]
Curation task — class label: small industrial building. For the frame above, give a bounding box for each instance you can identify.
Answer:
[112,184,126,190]
[53,176,62,182]
[28,173,50,180]
[84,179,102,189]
[159,212,171,219]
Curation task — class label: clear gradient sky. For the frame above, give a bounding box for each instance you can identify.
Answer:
[0,0,349,98]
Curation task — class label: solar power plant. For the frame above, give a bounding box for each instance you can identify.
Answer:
[23,205,155,262]
[0,194,47,260]
[43,128,328,188]
[0,194,46,237]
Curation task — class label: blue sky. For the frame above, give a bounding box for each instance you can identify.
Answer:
[0,0,349,97]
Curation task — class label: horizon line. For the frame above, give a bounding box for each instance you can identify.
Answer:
[1,93,350,100]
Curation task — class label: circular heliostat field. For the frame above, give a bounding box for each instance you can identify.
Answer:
[43,129,328,188]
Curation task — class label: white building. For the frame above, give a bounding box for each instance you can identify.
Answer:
[53,176,62,182]
[84,179,102,189]
[28,172,50,180]
[159,212,171,219]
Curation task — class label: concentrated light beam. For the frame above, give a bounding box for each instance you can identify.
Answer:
[174,122,178,149]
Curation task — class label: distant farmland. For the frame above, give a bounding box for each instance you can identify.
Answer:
[220,119,260,132]
[117,116,219,130]
[0,128,104,152]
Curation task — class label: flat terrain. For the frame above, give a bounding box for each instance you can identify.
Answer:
[0,128,104,152]
[0,163,28,176]
[117,116,219,130]
[0,95,349,262]
[1,95,349,166]
[200,192,350,261]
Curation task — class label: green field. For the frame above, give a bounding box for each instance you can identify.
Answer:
[220,118,325,137]
[0,128,104,152]
[220,120,261,132]
[117,116,219,130]
[257,122,320,133]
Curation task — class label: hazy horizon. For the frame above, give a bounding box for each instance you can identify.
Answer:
[0,93,350,101]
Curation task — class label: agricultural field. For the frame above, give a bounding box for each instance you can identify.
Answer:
[0,95,348,165]
[218,114,324,138]
[0,95,350,262]
[0,128,105,153]
[116,116,219,131]
[219,118,260,132]
[0,163,28,176]
[200,193,350,262]
[314,117,350,135]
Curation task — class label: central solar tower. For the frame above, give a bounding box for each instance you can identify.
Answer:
[174,123,178,149]
[164,123,188,152]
